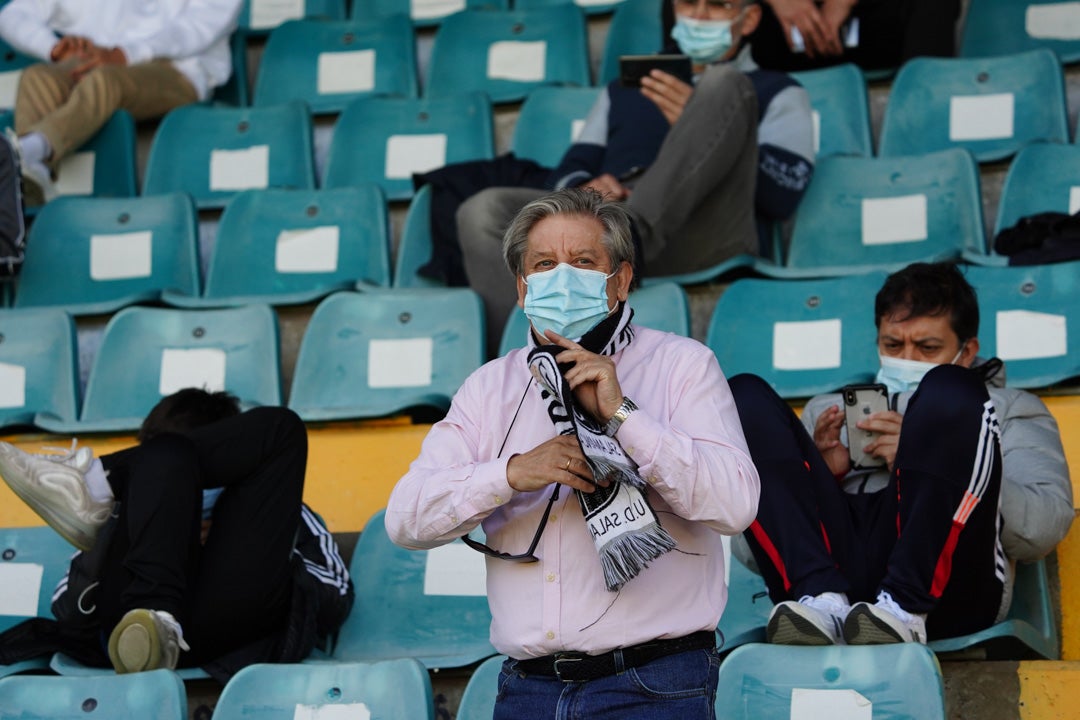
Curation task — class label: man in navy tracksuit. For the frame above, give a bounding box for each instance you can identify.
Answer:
[421,0,815,357]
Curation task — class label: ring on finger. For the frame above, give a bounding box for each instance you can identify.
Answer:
[564,458,572,471]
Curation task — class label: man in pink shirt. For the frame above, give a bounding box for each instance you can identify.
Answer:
[386,188,759,719]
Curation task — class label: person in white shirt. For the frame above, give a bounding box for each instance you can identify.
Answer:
[0,0,242,204]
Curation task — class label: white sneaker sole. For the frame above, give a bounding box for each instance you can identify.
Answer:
[767,603,841,646]
[109,609,168,674]
[844,603,920,645]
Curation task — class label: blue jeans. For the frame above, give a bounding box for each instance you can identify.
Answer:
[493,648,721,720]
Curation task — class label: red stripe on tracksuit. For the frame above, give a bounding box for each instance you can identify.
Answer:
[931,522,965,598]
[749,520,791,592]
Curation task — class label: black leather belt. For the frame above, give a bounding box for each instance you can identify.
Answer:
[513,630,716,683]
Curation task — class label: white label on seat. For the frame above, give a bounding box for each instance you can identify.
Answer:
[487,41,547,82]
[1026,3,1080,39]
[0,70,21,109]
[0,563,43,617]
[275,226,340,273]
[210,145,270,191]
[576,0,620,5]
[159,348,227,395]
[411,0,465,20]
[368,338,433,388]
[811,109,821,155]
[424,542,487,596]
[570,119,586,142]
[0,362,26,409]
[861,195,928,245]
[1069,186,1080,215]
[90,231,153,281]
[773,319,842,370]
[949,94,1015,141]
[317,50,376,95]
[293,703,371,720]
[385,134,447,179]
[791,688,871,720]
[249,0,304,30]
[996,309,1067,360]
[54,151,96,196]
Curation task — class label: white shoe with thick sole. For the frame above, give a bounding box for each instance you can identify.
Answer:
[108,608,190,674]
[767,592,850,645]
[844,591,928,645]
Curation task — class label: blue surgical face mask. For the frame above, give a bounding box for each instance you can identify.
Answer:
[671,15,736,65]
[875,346,965,395]
[522,263,616,340]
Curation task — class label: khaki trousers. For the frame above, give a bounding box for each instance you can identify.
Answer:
[14,59,198,165]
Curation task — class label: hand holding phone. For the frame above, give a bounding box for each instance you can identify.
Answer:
[619,54,693,87]
[842,384,888,469]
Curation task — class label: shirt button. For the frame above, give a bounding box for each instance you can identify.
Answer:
[546,631,555,640]
[546,573,555,582]
[548,514,557,523]
[647,476,657,484]
[626,447,635,454]
[494,495,503,504]
[450,514,458,523]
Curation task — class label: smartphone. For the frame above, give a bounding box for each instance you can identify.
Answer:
[619,54,693,87]
[842,383,888,469]
[790,17,860,53]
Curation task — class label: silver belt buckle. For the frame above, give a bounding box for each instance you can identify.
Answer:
[552,652,585,682]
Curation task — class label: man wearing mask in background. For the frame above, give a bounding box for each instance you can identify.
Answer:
[387,189,760,719]
[420,0,814,358]
[727,262,1072,647]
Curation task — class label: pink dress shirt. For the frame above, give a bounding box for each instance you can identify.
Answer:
[385,326,760,659]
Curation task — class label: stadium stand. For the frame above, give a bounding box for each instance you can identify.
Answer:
[13,193,201,315]
[253,16,419,114]
[790,63,873,158]
[323,92,495,201]
[350,0,508,27]
[163,186,392,308]
[516,0,629,16]
[425,6,591,104]
[393,184,444,289]
[960,0,1080,64]
[510,86,601,167]
[0,669,188,718]
[993,141,1080,239]
[0,309,79,432]
[455,654,505,720]
[596,0,661,85]
[238,0,347,35]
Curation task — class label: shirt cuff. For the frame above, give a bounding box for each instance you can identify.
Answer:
[611,409,663,479]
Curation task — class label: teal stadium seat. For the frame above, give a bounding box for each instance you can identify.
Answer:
[960,0,1080,64]
[516,0,630,16]
[878,49,1069,163]
[163,186,391,308]
[706,273,884,399]
[211,33,249,107]
[456,655,506,720]
[288,289,484,421]
[36,305,281,434]
[512,86,601,167]
[13,193,201,315]
[790,63,873,158]
[0,37,34,112]
[332,510,497,669]
[426,7,591,104]
[0,309,79,431]
[253,17,418,114]
[498,281,692,356]
[143,102,316,209]
[718,550,771,652]
[213,659,433,720]
[0,669,187,719]
[393,185,444,289]
[756,149,985,277]
[0,526,76,677]
[324,93,494,201]
[994,142,1080,238]
[597,0,662,85]
[350,0,508,27]
[964,261,1080,390]
[238,0,346,34]
[714,643,946,720]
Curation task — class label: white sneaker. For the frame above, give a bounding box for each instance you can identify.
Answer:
[844,590,928,645]
[1,127,55,206]
[767,591,850,645]
[0,440,111,551]
[108,608,191,674]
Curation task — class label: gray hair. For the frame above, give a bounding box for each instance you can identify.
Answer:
[501,187,636,278]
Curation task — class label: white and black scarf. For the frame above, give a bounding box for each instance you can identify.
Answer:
[527,303,676,591]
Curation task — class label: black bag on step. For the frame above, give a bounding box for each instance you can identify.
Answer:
[0,132,26,278]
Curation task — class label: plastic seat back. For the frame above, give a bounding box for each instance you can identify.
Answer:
[456,655,506,720]
[706,273,884,399]
[718,549,771,652]
[0,526,75,635]
[212,659,433,720]
[324,93,494,201]
[350,0,508,26]
[879,49,1069,163]
[960,0,1080,64]
[143,102,316,209]
[511,86,601,167]
[515,0,629,14]
[53,111,137,199]
[760,149,984,277]
[333,510,497,669]
[289,289,483,420]
[254,17,418,114]
[597,0,662,85]
[790,63,872,158]
[994,142,1080,237]
[0,309,78,430]
[393,184,444,288]
[169,186,391,308]
[13,194,200,315]
[239,0,346,34]
[38,305,280,434]
[714,643,945,720]
[426,7,591,104]
[964,261,1080,389]
[0,669,187,719]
